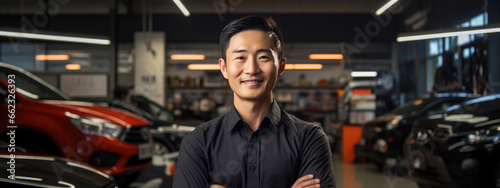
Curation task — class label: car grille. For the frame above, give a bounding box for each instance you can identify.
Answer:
[121,126,151,144]
[125,155,151,167]
[412,127,451,145]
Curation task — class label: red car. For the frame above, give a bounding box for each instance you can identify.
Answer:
[0,62,152,182]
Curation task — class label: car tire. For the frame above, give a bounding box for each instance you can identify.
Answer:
[7,130,60,156]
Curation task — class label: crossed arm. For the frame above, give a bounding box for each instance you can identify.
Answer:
[173,126,335,188]
[210,174,321,188]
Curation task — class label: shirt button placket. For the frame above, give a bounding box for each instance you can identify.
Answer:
[246,132,260,188]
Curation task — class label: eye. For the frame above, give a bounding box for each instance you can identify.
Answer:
[259,56,272,61]
[235,56,245,60]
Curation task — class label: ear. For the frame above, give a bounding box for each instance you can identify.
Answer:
[278,57,286,78]
[219,58,229,79]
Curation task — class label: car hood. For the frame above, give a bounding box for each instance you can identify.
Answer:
[414,114,488,133]
[0,153,115,187]
[363,113,399,128]
[42,100,149,127]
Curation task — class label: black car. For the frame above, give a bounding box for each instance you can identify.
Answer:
[81,97,201,166]
[361,93,477,170]
[404,94,500,188]
[0,141,117,188]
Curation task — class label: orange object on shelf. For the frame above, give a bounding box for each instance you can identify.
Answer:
[337,89,344,98]
[352,88,372,95]
[342,125,362,163]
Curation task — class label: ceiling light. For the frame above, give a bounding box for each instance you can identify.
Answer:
[309,54,343,60]
[36,55,69,61]
[171,54,205,60]
[65,64,81,70]
[187,64,219,70]
[285,64,323,70]
[173,0,190,17]
[397,24,500,42]
[375,0,398,16]
[0,31,110,45]
[351,71,377,77]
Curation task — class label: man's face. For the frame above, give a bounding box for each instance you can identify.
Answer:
[219,30,285,102]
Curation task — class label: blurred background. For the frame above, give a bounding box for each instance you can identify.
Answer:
[0,0,499,188]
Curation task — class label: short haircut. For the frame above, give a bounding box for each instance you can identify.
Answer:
[219,15,284,61]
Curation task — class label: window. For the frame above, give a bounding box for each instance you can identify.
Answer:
[0,66,70,100]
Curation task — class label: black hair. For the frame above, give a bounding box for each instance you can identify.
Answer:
[219,15,284,61]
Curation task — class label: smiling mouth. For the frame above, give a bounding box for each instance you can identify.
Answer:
[241,80,263,84]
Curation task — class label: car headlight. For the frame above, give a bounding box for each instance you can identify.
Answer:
[467,133,487,144]
[464,126,500,145]
[386,115,403,130]
[66,112,124,138]
[466,128,499,144]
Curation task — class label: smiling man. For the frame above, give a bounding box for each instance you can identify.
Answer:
[173,15,336,188]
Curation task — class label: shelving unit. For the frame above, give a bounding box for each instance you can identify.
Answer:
[166,85,343,129]
[342,80,377,125]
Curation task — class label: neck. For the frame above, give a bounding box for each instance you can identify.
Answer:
[233,95,273,132]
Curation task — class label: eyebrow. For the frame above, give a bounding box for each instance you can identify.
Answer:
[232,49,273,54]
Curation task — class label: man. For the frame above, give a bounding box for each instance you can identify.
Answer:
[173,15,336,188]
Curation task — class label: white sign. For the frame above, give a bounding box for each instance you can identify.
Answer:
[60,74,107,97]
[134,32,165,105]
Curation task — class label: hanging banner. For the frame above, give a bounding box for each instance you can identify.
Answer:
[134,32,165,106]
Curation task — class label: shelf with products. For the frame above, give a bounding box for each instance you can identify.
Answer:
[166,84,342,124]
[167,82,342,152]
[341,80,377,125]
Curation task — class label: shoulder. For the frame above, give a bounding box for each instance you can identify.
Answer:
[182,114,227,144]
[281,111,325,138]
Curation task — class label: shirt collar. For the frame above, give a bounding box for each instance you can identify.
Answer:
[225,99,282,134]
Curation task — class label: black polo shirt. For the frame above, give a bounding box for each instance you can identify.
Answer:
[173,100,336,188]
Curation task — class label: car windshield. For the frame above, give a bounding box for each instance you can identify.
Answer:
[388,98,435,115]
[448,95,500,116]
[0,65,71,100]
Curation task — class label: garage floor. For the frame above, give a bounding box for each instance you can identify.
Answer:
[130,152,420,188]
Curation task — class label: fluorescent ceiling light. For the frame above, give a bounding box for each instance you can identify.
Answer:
[171,54,205,60]
[0,31,110,45]
[309,54,343,60]
[375,0,398,16]
[36,55,69,61]
[285,64,323,70]
[398,24,500,42]
[351,71,377,77]
[65,64,81,70]
[188,64,219,70]
[173,0,190,17]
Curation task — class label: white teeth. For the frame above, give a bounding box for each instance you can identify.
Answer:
[243,81,260,83]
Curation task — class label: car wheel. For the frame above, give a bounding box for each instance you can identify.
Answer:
[152,140,171,166]
[15,131,61,156]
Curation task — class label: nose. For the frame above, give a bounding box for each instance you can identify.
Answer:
[243,57,260,74]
